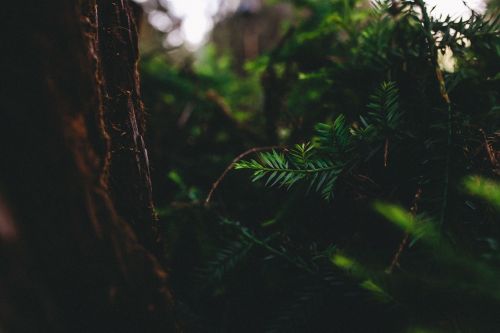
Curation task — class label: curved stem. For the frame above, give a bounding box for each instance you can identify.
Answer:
[205,146,282,206]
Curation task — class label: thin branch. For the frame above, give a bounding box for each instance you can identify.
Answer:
[386,187,422,274]
[384,137,389,167]
[221,218,315,274]
[480,128,499,170]
[205,146,282,206]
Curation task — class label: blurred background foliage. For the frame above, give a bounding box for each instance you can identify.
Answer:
[135,0,499,331]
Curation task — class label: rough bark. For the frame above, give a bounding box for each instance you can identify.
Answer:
[88,0,159,253]
[0,1,175,332]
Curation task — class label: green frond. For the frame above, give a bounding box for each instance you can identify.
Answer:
[314,114,355,156]
[235,147,343,200]
[370,0,391,14]
[365,81,402,131]
[220,218,316,273]
[200,238,254,283]
[289,142,316,166]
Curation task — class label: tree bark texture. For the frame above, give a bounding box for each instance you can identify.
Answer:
[0,1,176,332]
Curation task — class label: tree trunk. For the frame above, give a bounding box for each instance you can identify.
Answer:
[0,1,176,332]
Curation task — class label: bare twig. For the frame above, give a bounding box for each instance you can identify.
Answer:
[480,128,499,168]
[386,187,422,274]
[205,146,282,206]
[384,137,389,167]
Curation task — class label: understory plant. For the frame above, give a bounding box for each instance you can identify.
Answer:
[142,0,499,331]
[228,0,500,331]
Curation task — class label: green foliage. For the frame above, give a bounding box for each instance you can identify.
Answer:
[235,145,342,200]
[373,188,500,301]
[141,0,500,331]
[464,175,500,210]
[228,0,500,331]
[237,79,404,199]
[363,81,403,134]
[373,202,437,243]
[200,236,254,283]
[314,114,355,156]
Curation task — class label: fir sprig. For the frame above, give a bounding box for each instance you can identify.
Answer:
[236,81,403,200]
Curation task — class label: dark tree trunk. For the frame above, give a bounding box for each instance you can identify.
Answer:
[0,1,176,332]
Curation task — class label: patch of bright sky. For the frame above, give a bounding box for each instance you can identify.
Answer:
[157,0,241,49]
[135,0,485,49]
[162,0,218,47]
[424,0,485,19]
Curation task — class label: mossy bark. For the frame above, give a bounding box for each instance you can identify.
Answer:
[0,1,176,331]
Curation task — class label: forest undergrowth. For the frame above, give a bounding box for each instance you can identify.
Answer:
[140,0,500,331]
